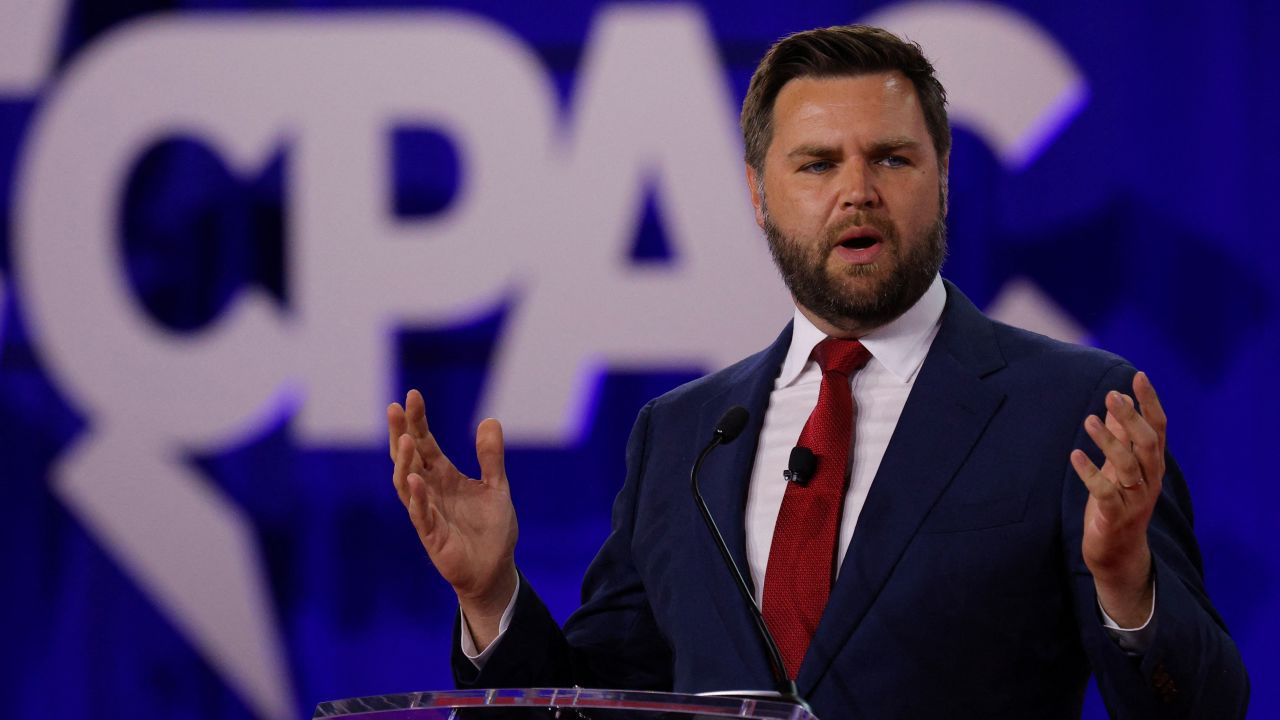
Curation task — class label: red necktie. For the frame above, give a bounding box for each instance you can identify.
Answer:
[762,337,871,679]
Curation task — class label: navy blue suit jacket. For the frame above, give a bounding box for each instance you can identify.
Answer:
[454,281,1248,719]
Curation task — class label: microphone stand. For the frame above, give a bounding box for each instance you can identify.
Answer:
[690,409,812,712]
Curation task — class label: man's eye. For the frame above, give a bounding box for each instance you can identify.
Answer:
[878,155,909,168]
[802,161,833,173]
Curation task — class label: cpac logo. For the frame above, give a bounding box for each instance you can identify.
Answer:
[7,3,1087,717]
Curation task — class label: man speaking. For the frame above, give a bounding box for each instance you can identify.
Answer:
[387,24,1247,718]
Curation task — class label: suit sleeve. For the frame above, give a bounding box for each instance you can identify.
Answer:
[452,399,674,691]
[1063,361,1249,718]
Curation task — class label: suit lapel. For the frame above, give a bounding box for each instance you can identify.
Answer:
[796,283,1008,695]
[694,323,792,686]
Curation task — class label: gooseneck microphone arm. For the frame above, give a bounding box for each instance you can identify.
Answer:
[690,406,810,710]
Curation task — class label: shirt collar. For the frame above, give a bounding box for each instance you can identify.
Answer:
[777,274,946,387]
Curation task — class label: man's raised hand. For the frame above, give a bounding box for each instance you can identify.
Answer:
[388,389,518,649]
[1070,371,1166,628]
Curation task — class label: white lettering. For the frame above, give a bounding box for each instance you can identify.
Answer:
[484,5,789,443]
[0,0,69,94]
[291,13,560,445]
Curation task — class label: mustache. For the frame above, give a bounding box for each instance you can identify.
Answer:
[825,214,897,246]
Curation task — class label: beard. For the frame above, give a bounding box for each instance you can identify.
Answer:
[763,199,947,335]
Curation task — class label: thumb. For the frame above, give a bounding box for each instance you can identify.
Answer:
[475,418,507,488]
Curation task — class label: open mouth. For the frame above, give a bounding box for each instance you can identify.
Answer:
[840,236,879,250]
[833,230,884,264]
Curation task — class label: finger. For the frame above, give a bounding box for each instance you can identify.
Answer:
[388,402,407,461]
[1084,414,1144,489]
[1133,372,1167,452]
[391,430,427,504]
[405,389,430,438]
[1105,391,1161,490]
[1071,449,1125,514]
[1104,407,1130,446]
[392,433,421,508]
[405,389,448,464]
[476,418,507,488]
[405,472,437,541]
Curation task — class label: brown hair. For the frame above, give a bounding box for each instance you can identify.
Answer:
[741,25,950,174]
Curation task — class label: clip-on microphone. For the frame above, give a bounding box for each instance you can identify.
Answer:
[783,446,817,484]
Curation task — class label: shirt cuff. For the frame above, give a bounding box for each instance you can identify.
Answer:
[459,574,521,669]
[1098,579,1156,655]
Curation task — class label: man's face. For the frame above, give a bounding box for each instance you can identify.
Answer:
[747,72,948,336]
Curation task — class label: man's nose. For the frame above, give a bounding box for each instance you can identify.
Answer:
[838,161,880,210]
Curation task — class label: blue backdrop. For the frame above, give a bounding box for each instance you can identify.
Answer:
[0,1,1275,718]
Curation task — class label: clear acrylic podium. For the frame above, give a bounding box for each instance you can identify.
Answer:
[314,688,820,719]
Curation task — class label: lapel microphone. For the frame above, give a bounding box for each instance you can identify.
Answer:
[690,406,811,711]
[783,446,817,484]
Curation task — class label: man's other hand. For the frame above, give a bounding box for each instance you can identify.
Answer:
[1070,372,1166,628]
[388,389,519,651]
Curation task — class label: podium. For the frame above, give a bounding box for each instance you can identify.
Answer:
[314,688,820,719]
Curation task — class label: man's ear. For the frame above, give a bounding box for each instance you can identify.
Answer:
[746,164,766,229]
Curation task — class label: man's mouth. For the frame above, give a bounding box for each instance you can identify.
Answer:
[832,228,885,264]
[839,235,879,250]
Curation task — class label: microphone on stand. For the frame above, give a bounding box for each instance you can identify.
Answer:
[690,406,812,712]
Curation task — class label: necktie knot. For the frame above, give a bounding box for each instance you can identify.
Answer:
[814,337,871,377]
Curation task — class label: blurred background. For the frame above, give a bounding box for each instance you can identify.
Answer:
[1,1,1275,718]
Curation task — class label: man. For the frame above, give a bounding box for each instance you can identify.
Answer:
[388,25,1248,718]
